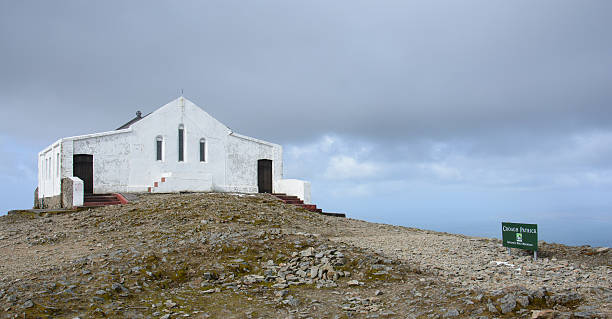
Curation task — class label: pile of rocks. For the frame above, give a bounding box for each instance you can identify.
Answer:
[254,247,351,289]
[340,295,383,313]
[474,286,590,317]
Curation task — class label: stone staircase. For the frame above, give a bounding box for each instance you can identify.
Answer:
[273,193,345,217]
[83,194,128,207]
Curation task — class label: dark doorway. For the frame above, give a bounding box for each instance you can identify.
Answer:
[73,154,94,194]
[258,159,272,193]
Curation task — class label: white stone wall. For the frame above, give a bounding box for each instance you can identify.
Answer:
[72,131,132,193]
[275,179,311,204]
[37,140,62,198]
[37,97,289,198]
[225,133,283,193]
[127,97,231,192]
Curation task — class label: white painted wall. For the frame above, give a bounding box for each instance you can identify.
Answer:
[127,97,231,192]
[226,133,282,193]
[275,179,312,204]
[72,130,132,193]
[37,140,62,198]
[37,97,289,199]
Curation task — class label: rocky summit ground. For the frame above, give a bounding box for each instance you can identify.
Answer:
[0,193,610,319]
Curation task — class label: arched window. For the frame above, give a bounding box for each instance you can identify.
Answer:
[178,124,184,162]
[156,136,163,161]
[199,138,206,162]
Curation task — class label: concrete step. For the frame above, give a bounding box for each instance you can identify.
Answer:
[276,196,300,201]
[83,201,121,207]
[321,212,346,217]
[84,196,118,202]
[272,193,345,218]
[82,193,127,207]
[282,199,304,204]
[298,204,318,210]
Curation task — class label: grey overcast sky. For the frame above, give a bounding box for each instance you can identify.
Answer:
[1,1,611,246]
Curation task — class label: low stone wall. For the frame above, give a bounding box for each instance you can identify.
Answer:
[40,195,62,209]
[34,186,62,209]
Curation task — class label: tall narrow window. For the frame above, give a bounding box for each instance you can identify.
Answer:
[199,138,206,162]
[156,136,163,161]
[178,124,184,162]
[56,153,60,176]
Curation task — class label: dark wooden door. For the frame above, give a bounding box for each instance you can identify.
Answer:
[258,159,272,193]
[73,154,94,194]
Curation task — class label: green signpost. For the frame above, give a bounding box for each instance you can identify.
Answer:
[502,222,538,260]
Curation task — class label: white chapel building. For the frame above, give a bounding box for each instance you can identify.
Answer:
[36,97,310,208]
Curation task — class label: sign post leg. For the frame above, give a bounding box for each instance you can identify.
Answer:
[534,251,537,261]
[507,248,511,255]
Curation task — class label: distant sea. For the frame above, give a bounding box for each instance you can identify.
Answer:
[314,188,612,248]
[340,213,612,248]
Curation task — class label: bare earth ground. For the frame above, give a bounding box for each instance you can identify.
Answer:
[0,193,610,318]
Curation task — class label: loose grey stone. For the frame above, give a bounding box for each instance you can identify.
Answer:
[499,293,516,314]
[550,292,581,306]
[300,247,315,257]
[487,302,498,314]
[283,296,300,307]
[22,300,34,309]
[516,295,529,307]
[111,283,128,293]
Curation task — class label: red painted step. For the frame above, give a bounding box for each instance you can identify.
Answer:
[299,204,318,210]
[272,193,345,217]
[82,193,128,207]
[283,199,304,204]
[83,201,121,207]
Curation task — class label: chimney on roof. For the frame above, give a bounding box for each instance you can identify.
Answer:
[136,111,142,118]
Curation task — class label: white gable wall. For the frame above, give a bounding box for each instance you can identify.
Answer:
[127,97,231,192]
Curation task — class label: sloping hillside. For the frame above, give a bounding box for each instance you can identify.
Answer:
[0,193,609,318]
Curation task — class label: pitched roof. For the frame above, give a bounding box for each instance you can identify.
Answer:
[116,111,148,130]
